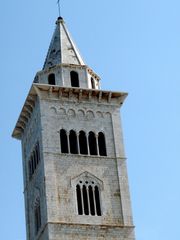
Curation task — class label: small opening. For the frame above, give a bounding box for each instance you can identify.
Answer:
[35,202,41,234]
[76,185,83,215]
[60,129,69,153]
[95,186,101,216]
[89,186,95,215]
[79,131,88,155]
[69,130,78,154]
[91,78,95,89]
[70,71,79,87]
[83,185,89,215]
[98,132,107,156]
[33,151,37,169]
[29,161,32,179]
[35,143,40,165]
[31,155,35,175]
[88,132,98,155]
[48,73,56,85]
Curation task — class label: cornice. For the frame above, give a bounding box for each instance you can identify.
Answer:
[12,84,128,140]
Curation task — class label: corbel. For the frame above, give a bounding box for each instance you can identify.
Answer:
[108,92,112,103]
[79,89,83,101]
[88,91,92,100]
[98,91,102,102]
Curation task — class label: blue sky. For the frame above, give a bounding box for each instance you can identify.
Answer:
[0,0,180,239]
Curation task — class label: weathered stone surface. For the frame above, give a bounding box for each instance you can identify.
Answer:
[13,17,135,240]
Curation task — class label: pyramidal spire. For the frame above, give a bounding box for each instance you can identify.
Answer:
[43,17,85,70]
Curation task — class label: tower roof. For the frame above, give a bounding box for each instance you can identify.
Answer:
[43,17,85,70]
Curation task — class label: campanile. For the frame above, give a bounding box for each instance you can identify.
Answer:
[12,17,135,240]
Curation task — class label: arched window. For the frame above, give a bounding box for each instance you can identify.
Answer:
[60,129,69,153]
[79,131,88,155]
[48,73,56,85]
[34,198,41,235]
[76,185,83,215]
[88,132,98,155]
[69,130,78,154]
[98,132,107,156]
[89,185,95,215]
[76,178,102,216]
[28,142,40,180]
[95,186,101,216]
[70,71,79,87]
[91,77,95,89]
[83,185,89,215]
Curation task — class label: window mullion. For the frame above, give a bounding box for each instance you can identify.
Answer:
[96,134,100,156]
[80,185,85,215]
[77,133,80,154]
[86,186,91,215]
[67,131,70,153]
[87,133,90,155]
[92,186,97,215]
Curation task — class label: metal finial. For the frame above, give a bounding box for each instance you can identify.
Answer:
[57,0,61,17]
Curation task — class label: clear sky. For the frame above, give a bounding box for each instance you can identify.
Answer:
[0,0,179,239]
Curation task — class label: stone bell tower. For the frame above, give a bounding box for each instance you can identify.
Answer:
[12,17,135,240]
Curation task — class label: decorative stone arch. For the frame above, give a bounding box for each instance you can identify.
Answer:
[77,109,85,120]
[105,112,112,119]
[96,111,104,118]
[71,171,103,189]
[86,110,95,120]
[50,106,57,114]
[59,108,66,116]
[67,109,76,118]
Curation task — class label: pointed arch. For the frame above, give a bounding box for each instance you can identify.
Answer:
[70,71,79,87]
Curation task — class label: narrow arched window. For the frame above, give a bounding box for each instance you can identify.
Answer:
[35,142,40,165]
[79,131,88,155]
[29,161,32,179]
[69,130,78,154]
[95,186,101,216]
[91,78,95,89]
[70,71,79,87]
[98,132,107,156]
[76,185,83,215]
[76,179,102,216]
[83,185,89,215]
[88,132,98,155]
[34,199,41,235]
[28,142,41,180]
[88,185,95,215]
[31,155,35,175]
[48,73,56,85]
[60,129,69,153]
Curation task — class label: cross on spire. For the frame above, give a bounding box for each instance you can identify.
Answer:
[57,0,61,17]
